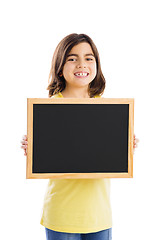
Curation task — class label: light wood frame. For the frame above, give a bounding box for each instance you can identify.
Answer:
[27,98,134,179]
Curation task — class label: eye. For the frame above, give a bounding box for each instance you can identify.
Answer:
[86,58,94,61]
[68,58,76,61]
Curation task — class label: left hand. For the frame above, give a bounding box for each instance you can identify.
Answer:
[133,134,139,154]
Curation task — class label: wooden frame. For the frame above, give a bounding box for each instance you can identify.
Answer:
[27,98,134,179]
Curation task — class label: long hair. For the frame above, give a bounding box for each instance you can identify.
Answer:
[47,33,106,98]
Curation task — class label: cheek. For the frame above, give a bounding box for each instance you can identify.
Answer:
[63,63,73,75]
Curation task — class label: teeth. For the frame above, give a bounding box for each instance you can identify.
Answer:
[75,72,88,76]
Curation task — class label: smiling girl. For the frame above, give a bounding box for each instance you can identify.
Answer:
[21,33,138,240]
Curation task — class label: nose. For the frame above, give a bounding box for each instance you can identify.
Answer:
[76,59,86,69]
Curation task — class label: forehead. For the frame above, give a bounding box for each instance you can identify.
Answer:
[69,42,94,54]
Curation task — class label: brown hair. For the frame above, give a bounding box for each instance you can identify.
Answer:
[47,33,106,98]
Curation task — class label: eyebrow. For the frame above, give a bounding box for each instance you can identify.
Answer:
[67,53,95,58]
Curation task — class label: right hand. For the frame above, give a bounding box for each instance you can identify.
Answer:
[21,135,28,156]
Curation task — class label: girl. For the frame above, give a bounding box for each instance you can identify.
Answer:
[21,33,139,240]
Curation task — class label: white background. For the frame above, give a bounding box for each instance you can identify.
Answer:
[0,0,160,239]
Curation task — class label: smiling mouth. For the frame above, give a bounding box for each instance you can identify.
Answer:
[74,72,89,77]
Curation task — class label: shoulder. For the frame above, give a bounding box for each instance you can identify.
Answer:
[94,94,103,98]
[50,92,62,98]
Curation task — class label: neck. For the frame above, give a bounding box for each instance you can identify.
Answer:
[61,86,90,98]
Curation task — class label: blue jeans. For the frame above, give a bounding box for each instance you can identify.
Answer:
[45,227,112,240]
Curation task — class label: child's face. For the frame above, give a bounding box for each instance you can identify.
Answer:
[62,42,97,89]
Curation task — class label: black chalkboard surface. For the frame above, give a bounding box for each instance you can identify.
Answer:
[27,98,134,179]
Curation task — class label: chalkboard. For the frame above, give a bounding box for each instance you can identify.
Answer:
[27,98,134,179]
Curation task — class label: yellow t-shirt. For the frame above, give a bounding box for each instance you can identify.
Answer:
[40,92,112,233]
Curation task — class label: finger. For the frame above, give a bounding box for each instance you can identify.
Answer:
[21,140,28,145]
[21,140,25,145]
[134,138,139,144]
[23,135,27,140]
[21,143,27,147]
[21,145,27,149]
[21,147,26,151]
